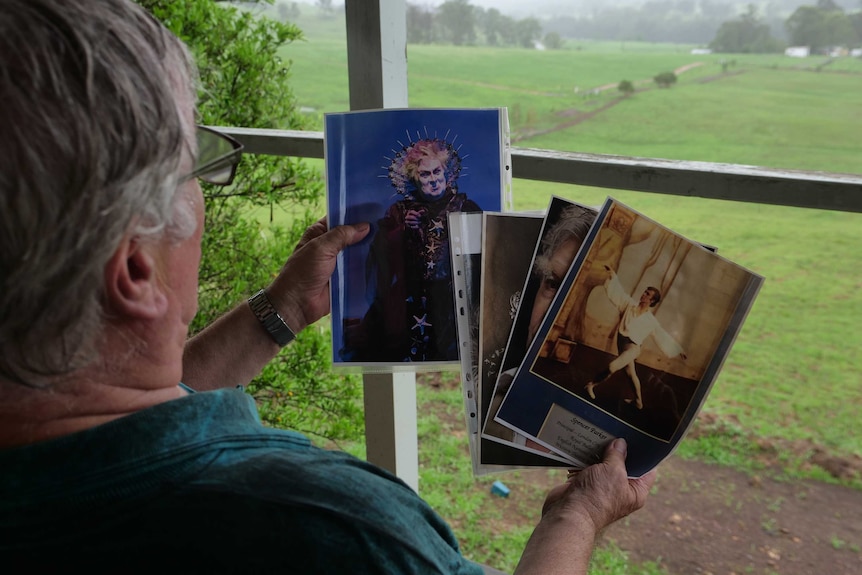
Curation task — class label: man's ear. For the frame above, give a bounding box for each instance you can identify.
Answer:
[104,236,168,320]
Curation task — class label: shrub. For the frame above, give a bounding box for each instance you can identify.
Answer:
[618,79,635,95]
[654,71,678,88]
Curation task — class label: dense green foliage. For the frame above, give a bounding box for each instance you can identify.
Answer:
[139,0,363,442]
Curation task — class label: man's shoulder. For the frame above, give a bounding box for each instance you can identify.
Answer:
[2,420,481,574]
[156,449,483,574]
[187,442,410,499]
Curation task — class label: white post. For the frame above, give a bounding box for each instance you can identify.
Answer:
[362,372,419,491]
[345,0,408,110]
[343,0,418,492]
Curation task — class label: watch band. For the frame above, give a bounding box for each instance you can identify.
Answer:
[247,289,296,347]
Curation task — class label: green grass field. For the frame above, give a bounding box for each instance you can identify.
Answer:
[263,9,862,573]
[282,22,862,175]
[520,68,862,173]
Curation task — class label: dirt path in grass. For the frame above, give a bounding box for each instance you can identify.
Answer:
[420,374,862,575]
[512,61,716,143]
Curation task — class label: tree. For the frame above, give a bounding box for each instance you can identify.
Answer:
[277,1,300,21]
[817,0,842,11]
[478,7,504,46]
[709,4,783,53]
[137,0,364,442]
[653,71,677,88]
[786,3,856,53]
[850,11,862,45]
[497,13,518,46]
[407,2,435,44]
[436,0,476,46]
[618,80,635,96]
[543,31,563,50]
[823,10,858,47]
[787,6,827,49]
[515,17,542,49]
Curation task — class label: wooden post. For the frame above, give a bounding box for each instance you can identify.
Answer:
[343,0,418,492]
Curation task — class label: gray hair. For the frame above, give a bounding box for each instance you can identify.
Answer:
[0,0,199,384]
[533,204,597,277]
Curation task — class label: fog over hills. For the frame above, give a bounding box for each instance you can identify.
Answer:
[293,1,857,21]
[285,1,859,45]
[392,0,859,44]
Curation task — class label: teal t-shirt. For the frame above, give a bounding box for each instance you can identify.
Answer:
[0,387,484,574]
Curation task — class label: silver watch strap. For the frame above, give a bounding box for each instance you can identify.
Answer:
[247,289,296,347]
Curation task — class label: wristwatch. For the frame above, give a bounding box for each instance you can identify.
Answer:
[248,289,296,347]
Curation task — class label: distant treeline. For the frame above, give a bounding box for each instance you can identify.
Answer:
[539,1,860,49]
[710,1,862,53]
[401,0,862,53]
[407,0,546,48]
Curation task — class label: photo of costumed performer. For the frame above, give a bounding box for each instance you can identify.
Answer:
[342,138,481,362]
[585,264,688,410]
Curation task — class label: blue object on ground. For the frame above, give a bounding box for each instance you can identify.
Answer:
[490,480,510,498]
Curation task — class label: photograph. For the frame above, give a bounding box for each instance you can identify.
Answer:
[494,198,764,476]
[475,211,571,469]
[326,108,507,370]
[480,198,597,466]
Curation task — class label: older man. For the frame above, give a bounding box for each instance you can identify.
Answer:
[0,1,654,573]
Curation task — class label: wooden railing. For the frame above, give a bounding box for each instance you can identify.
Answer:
[220,126,862,214]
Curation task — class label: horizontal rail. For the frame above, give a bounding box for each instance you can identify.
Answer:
[218,126,862,214]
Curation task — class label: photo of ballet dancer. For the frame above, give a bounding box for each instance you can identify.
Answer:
[525,201,756,441]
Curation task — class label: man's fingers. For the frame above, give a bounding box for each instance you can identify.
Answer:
[297,222,370,258]
[327,222,370,251]
[602,437,629,469]
[294,217,328,251]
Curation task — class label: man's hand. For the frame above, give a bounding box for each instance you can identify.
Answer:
[542,438,655,529]
[514,438,656,575]
[267,217,370,333]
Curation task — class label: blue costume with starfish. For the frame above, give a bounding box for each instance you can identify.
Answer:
[342,188,480,362]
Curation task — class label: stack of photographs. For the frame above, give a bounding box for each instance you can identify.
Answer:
[452,196,764,478]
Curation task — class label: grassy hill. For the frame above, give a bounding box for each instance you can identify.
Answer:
[282,16,861,175]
